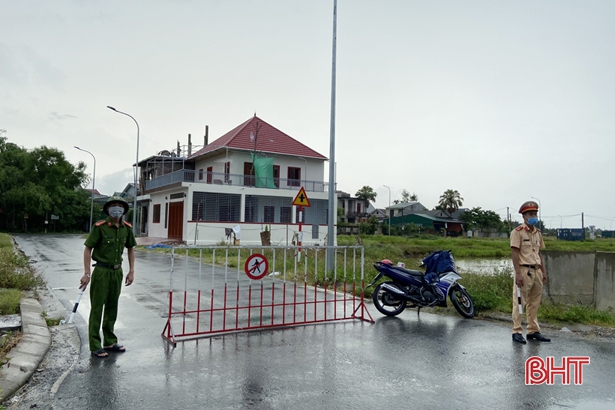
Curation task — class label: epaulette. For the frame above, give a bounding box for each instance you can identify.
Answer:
[123,221,133,228]
[515,226,524,231]
[94,220,106,227]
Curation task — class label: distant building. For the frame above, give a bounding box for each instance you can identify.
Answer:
[384,203,465,235]
[337,191,370,224]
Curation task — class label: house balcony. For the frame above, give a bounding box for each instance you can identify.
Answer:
[144,169,330,193]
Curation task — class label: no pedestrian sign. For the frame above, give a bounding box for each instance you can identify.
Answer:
[244,253,269,280]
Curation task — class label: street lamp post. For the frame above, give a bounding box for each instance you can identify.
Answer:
[75,146,96,232]
[383,185,391,236]
[107,106,140,232]
[531,196,542,231]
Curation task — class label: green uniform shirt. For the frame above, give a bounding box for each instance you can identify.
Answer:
[84,218,137,265]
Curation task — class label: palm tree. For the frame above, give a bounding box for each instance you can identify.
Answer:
[355,186,377,203]
[438,189,464,217]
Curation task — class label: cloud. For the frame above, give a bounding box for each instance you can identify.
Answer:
[49,111,78,121]
[96,168,134,197]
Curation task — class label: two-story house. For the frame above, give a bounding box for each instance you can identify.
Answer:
[136,115,333,245]
[337,191,371,224]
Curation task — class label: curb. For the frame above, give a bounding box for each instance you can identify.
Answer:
[0,298,51,402]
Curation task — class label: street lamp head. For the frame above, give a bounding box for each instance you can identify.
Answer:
[107,106,117,111]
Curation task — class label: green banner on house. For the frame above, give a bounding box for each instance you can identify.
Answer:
[251,153,276,189]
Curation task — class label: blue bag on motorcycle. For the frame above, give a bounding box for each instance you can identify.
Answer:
[422,250,456,274]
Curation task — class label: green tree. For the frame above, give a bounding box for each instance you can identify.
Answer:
[400,189,418,202]
[460,207,505,232]
[438,189,464,217]
[0,134,91,232]
[355,186,377,203]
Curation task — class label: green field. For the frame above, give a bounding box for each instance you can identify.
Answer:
[140,235,615,327]
[338,235,615,269]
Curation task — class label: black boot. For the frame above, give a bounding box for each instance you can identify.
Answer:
[512,333,527,344]
[527,332,551,342]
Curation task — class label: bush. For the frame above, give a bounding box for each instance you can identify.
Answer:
[461,270,513,312]
[0,249,45,290]
[0,288,22,315]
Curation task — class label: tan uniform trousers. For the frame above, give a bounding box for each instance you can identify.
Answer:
[512,266,543,334]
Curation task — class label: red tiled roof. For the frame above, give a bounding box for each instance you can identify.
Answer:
[189,115,327,160]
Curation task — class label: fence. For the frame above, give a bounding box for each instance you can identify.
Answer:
[161,245,373,345]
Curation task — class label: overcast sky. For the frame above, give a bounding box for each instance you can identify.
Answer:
[2,1,614,229]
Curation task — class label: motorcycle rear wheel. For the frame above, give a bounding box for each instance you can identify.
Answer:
[450,286,475,318]
[372,282,406,316]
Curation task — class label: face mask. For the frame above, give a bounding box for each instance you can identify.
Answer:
[527,217,539,226]
[108,206,124,219]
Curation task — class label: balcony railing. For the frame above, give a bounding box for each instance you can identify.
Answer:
[144,170,329,193]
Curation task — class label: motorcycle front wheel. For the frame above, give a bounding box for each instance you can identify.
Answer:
[450,285,475,318]
[372,282,406,316]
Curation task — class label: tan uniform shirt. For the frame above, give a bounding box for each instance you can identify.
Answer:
[510,223,544,265]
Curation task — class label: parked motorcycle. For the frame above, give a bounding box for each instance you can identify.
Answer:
[367,250,475,318]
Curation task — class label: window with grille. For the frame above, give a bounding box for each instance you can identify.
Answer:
[264,206,275,223]
[245,196,258,222]
[192,192,241,222]
[280,206,292,223]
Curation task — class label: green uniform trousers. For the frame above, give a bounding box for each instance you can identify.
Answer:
[88,266,123,351]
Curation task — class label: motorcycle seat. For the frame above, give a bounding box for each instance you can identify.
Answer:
[388,265,424,278]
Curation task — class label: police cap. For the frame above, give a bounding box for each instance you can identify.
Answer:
[519,201,539,214]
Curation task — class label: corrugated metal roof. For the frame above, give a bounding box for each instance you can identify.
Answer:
[189,115,327,160]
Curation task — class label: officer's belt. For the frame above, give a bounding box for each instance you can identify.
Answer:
[521,264,538,269]
[94,262,122,270]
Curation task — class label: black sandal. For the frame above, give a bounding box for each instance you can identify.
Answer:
[104,344,126,352]
[92,348,108,358]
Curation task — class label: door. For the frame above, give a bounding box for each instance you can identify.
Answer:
[168,201,183,240]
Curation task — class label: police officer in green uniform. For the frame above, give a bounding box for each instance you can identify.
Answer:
[510,200,550,344]
[80,196,137,358]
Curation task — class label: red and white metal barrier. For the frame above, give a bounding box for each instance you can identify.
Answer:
[161,245,373,345]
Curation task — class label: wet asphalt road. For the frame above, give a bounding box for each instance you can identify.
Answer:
[10,234,615,410]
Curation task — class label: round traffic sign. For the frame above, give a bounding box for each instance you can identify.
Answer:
[244,253,269,280]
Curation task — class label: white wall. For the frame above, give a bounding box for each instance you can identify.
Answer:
[193,151,325,183]
[185,221,332,246]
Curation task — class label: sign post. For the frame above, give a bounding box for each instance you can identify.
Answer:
[292,187,311,263]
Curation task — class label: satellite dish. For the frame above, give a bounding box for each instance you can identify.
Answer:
[250,132,255,142]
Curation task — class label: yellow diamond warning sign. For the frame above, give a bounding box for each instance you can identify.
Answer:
[292,187,311,207]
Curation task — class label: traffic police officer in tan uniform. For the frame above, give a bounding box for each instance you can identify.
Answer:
[80,196,137,358]
[510,200,550,343]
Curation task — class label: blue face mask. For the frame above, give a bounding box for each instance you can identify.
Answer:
[527,217,539,226]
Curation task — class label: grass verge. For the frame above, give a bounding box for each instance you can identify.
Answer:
[0,289,22,316]
[460,269,615,327]
[139,235,615,328]
[0,233,47,372]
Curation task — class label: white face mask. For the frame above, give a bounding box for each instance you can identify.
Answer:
[108,206,124,219]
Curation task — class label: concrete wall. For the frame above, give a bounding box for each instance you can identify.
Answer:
[542,250,615,311]
[595,252,615,311]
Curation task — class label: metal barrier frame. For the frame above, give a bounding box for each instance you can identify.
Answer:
[162,245,373,345]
